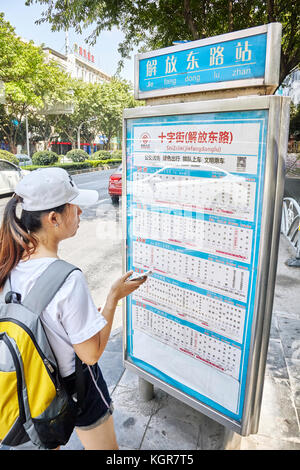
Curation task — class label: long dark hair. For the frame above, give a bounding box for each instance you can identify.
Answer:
[0,194,66,289]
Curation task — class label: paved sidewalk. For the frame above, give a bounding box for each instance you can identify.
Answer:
[2,235,300,450]
[62,235,300,451]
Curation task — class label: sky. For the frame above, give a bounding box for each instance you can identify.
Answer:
[0,0,137,84]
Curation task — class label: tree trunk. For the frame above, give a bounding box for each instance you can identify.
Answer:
[183,0,199,40]
[62,129,76,149]
[267,0,275,23]
[228,1,233,32]
[7,135,17,154]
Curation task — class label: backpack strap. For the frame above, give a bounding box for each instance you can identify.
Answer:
[22,259,81,315]
[22,259,86,410]
[0,277,11,302]
[0,276,22,304]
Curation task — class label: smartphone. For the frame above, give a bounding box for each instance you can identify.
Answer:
[128,270,153,281]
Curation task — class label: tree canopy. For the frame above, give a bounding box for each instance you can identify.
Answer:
[0,11,73,109]
[25,0,300,85]
[53,78,139,148]
[0,11,140,153]
[0,13,76,150]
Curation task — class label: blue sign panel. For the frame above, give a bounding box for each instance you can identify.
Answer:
[139,33,267,93]
[125,109,269,423]
[135,24,282,98]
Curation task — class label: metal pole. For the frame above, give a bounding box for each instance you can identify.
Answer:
[138,377,154,402]
[77,124,81,149]
[77,122,85,149]
[25,114,30,156]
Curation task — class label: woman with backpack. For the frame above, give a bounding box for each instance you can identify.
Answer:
[0,167,146,450]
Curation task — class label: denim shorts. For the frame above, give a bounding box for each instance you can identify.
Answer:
[62,363,113,430]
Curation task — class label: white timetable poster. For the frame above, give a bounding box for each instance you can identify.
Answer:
[125,109,268,423]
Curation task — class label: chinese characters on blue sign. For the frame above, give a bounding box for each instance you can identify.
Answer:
[138,33,267,93]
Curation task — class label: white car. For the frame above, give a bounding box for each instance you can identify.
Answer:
[0,159,30,195]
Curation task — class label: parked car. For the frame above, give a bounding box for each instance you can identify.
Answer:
[15,153,32,166]
[0,159,30,195]
[108,165,122,203]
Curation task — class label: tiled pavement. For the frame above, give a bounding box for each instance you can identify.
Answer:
[2,235,300,451]
[62,235,300,451]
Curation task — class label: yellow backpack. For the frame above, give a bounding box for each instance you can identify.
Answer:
[0,260,81,449]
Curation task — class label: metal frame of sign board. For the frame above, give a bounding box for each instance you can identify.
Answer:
[134,23,282,100]
[122,95,290,436]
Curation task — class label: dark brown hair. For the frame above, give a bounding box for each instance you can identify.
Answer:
[0,194,66,289]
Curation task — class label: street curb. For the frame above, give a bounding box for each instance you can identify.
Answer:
[68,162,120,176]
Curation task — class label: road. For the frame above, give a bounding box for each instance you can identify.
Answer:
[0,169,124,331]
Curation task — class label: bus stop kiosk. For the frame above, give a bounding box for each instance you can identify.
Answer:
[122,23,291,442]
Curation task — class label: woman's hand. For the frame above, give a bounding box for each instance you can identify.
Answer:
[108,271,147,303]
[80,271,146,364]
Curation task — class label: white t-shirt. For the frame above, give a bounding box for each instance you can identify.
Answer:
[10,257,107,377]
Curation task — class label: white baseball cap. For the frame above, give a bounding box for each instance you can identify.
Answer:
[15,167,99,211]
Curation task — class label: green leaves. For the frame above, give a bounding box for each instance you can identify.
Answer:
[0,14,71,108]
[0,13,72,150]
[55,77,140,147]
[25,0,300,85]
[0,13,25,83]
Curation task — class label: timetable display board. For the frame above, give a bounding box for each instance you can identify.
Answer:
[123,96,289,435]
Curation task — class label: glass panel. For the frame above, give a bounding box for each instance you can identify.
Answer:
[0,161,17,171]
[125,109,269,423]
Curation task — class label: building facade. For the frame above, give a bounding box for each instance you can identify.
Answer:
[42,44,111,84]
[41,44,112,155]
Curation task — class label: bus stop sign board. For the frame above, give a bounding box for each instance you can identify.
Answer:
[123,95,290,436]
[135,23,282,99]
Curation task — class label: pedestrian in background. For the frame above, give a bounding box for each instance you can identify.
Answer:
[0,167,145,450]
